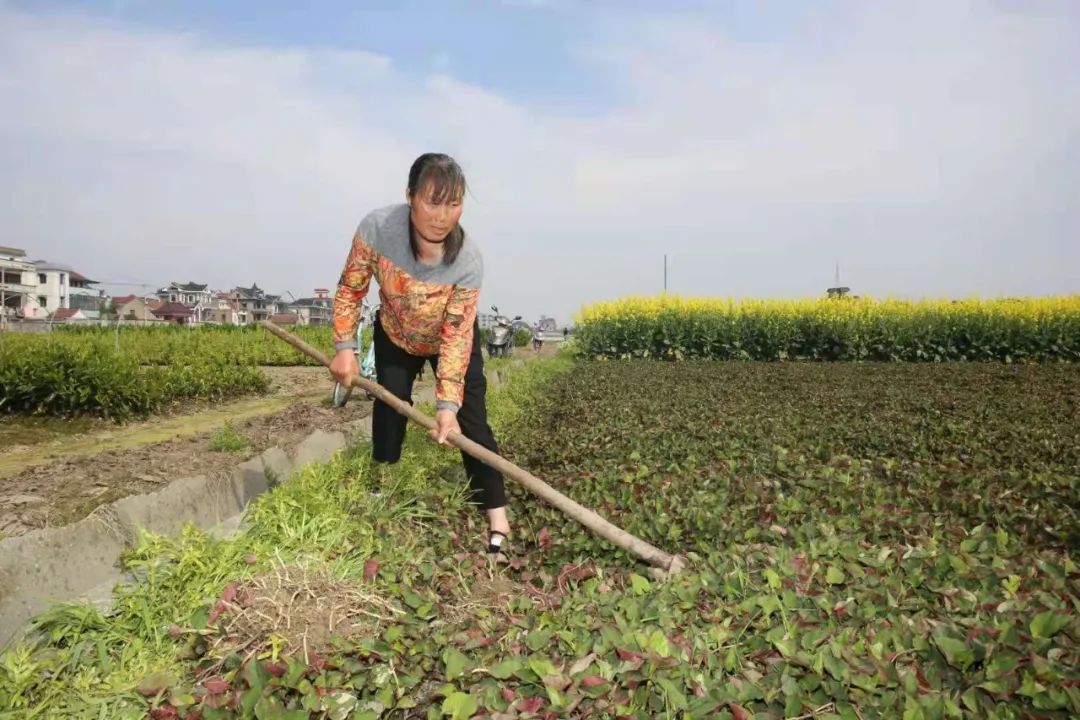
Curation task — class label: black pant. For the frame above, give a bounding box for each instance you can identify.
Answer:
[371,316,507,510]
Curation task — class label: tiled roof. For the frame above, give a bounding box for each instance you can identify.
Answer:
[68,270,97,284]
[151,301,193,318]
[51,308,80,321]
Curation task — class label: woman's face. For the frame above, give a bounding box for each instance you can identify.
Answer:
[409,181,463,242]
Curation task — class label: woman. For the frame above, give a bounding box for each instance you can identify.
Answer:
[330,153,510,555]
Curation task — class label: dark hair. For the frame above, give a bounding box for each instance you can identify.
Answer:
[407,153,468,265]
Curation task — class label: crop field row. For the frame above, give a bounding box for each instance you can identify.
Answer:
[0,340,269,420]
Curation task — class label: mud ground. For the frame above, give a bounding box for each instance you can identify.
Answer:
[0,367,379,537]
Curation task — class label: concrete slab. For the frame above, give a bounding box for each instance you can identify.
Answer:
[353,413,373,439]
[260,447,293,487]
[0,425,362,648]
[0,512,129,647]
[233,457,270,508]
[291,430,346,469]
[112,474,238,538]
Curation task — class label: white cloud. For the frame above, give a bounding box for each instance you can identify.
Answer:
[0,2,1077,324]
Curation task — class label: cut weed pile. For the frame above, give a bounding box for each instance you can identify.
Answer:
[2,356,1078,719]
[210,561,404,663]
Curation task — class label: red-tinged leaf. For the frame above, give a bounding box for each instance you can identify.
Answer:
[966,626,1000,642]
[729,702,751,720]
[183,711,203,720]
[167,625,183,638]
[243,554,257,565]
[517,695,545,713]
[220,581,238,604]
[501,687,517,703]
[537,528,552,551]
[202,677,230,695]
[363,559,379,582]
[581,675,607,688]
[206,603,222,626]
[691,681,706,698]
[264,661,286,678]
[150,707,179,720]
[615,647,642,662]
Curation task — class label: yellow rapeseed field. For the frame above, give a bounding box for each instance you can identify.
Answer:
[574,294,1080,361]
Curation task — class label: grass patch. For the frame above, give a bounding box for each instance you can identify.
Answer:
[208,423,248,452]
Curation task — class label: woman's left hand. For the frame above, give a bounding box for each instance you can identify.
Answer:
[431,409,461,446]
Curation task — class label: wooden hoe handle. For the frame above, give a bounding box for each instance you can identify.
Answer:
[259,320,686,577]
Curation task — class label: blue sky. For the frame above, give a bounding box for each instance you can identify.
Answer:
[17,0,612,105]
[2,1,1078,323]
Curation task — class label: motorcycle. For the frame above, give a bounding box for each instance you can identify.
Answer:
[332,301,378,407]
[487,305,522,359]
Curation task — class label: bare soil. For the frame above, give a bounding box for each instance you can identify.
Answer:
[0,367,411,538]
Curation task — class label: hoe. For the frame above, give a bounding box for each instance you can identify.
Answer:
[260,320,686,579]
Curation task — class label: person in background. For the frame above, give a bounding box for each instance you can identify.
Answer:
[533,324,544,353]
[330,153,510,556]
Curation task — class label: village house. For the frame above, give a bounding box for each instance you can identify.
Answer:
[288,289,333,326]
[0,246,36,326]
[206,292,241,325]
[268,312,300,326]
[156,282,214,324]
[113,295,163,323]
[233,284,283,325]
[48,308,89,324]
[31,261,106,319]
[1,248,107,324]
[151,301,193,325]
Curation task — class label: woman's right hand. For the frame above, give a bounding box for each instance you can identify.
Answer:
[330,349,360,386]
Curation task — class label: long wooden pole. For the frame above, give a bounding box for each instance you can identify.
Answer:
[259,320,685,576]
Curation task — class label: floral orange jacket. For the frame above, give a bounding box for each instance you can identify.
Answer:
[333,204,483,412]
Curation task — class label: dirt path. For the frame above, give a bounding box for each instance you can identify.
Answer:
[0,367,435,538]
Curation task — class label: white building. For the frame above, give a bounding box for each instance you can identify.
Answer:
[0,246,37,325]
[27,261,105,320]
[0,251,106,322]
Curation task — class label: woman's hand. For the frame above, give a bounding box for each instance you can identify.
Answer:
[330,349,360,386]
[431,409,461,446]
